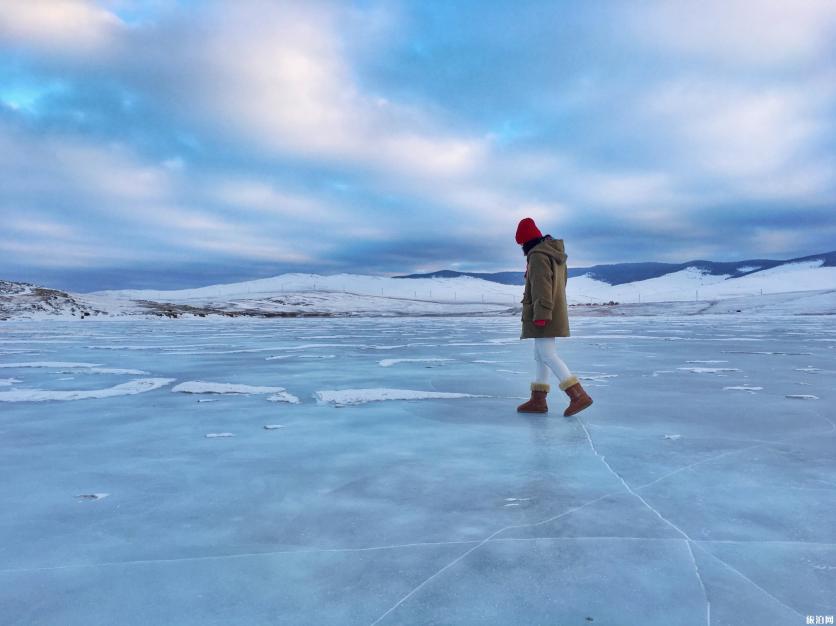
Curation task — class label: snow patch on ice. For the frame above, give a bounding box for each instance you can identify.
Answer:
[315,388,482,406]
[685,360,728,364]
[723,386,763,393]
[664,434,682,440]
[677,367,742,374]
[58,367,150,375]
[205,432,235,438]
[0,378,175,402]
[578,373,618,383]
[172,381,291,395]
[266,391,301,404]
[0,377,21,387]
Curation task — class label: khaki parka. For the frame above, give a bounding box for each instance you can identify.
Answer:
[520,237,570,339]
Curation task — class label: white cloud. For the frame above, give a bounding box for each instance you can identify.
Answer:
[643,78,835,199]
[634,0,836,65]
[0,0,123,55]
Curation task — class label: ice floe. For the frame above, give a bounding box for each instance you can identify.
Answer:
[723,386,763,393]
[794,366,822,373]
[205,432,235,438]
[664,434,682,440]
[315,388,482,406]
[0,378,21,387]
[0,378,175,402]
[685,360,728,364]
[263,424,285,430]
[378,358,453,367]
[785,394,819,400]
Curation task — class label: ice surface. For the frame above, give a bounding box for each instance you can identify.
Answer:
[378,358,453,367]
[314,388,481,406]
[0,315,834,625]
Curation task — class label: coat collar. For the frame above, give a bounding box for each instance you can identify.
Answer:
[523,234,551,256]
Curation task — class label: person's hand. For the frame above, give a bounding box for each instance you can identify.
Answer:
[534,319,547,327]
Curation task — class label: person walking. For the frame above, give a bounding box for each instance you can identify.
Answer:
[515,217,592,416]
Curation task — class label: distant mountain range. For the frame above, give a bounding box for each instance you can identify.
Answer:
[395,250,836,286]
[3,250,835,320]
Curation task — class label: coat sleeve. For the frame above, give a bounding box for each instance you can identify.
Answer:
[529,252,554,320]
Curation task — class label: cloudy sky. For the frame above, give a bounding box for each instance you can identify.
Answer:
[1,0,835,290]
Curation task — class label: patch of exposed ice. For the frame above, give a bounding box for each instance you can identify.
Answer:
[315,388,482,406]
[785,394,819,400]
[723,386,763,393]
[379,358,454,367]
[205,432,235,438]
[677,367,742,374]
[0,378,175,402]
[0,361,101,369]
[722,351,812,356]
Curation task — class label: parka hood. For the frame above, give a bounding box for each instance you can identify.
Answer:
[528,237,567,264]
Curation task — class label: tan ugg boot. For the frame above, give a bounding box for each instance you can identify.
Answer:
[517,383,549,413]
[560,376,593,416]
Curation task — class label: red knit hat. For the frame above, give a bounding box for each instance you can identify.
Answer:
[515,218,542,245]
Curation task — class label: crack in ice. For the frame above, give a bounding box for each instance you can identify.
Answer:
[575,418,712,626]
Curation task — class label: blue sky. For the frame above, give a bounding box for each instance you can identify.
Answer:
[1,0,835,291]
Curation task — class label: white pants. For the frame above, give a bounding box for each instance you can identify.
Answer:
[533,337,573,385]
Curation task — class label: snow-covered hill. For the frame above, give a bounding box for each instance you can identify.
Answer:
[2,255,836,320]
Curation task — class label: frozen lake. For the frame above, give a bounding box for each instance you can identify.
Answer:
[1,315,834,625]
